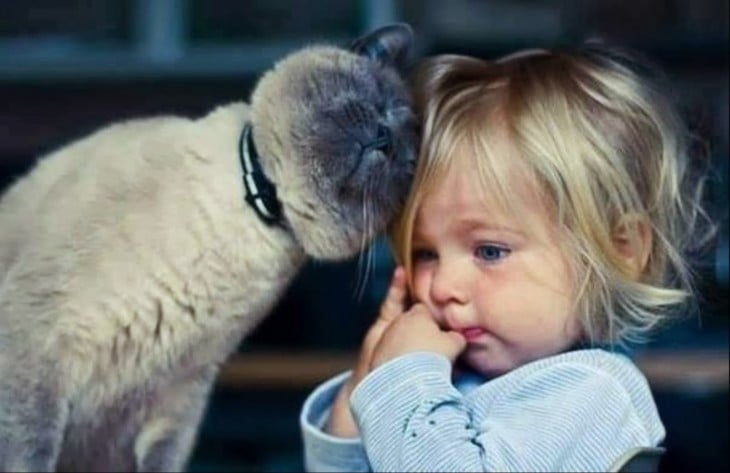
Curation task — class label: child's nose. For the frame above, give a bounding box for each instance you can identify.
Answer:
[429,259,469,306]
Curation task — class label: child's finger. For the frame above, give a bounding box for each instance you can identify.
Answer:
[357,267,410,382]
[378,266,408,324]
[439,330,467,363]
[446,330,467,351]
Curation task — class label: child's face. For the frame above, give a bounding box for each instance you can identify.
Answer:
[410,143,582,377]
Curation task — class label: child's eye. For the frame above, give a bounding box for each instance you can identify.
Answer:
[475,244,511,262]
[412,249,437,262]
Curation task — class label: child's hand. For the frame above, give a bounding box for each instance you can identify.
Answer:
[352,265,409,385]
[325,266,409,438]
[370,303,466,371]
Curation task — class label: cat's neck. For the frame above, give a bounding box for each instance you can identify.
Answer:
[239,123,283,227]
[186,102,304,264]
[170,103,309,341]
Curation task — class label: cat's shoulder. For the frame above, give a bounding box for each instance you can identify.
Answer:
[90,114,193,142]
[193,101,250,129]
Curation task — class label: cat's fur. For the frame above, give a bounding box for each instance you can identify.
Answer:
[0,25,417,471]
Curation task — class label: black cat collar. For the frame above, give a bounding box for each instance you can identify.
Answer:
[239,124,283,226]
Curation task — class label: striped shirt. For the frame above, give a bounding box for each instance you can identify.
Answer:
[300,349,665,472]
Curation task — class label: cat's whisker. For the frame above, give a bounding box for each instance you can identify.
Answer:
[353,182,370,301]
[366,180,377,295]
[356,179,378,303]
[353,176,374,302]
[354,251,365,301]
[363,234,376,303]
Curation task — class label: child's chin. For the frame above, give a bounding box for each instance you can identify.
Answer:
[460,350,512,378]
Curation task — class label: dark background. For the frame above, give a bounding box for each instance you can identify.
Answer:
[0,1,727,471]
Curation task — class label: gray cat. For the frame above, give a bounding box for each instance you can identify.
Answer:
[0,24,417,472]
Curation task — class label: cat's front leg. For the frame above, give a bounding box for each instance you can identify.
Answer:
[0,362,68,472]
[134,366,218,472]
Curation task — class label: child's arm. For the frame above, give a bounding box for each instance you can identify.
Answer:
[299,267,410,472]
[300,371,371,472]
[326,266,411,438]
[350,350,665,472]
[350,352,484,471]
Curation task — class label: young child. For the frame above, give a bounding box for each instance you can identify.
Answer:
[300,42,715,472]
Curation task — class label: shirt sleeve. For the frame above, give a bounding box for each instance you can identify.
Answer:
[350,352,486,472]
[299,370,371,472]
[350,351,664,472]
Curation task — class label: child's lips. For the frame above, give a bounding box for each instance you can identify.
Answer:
[460,327,487,341]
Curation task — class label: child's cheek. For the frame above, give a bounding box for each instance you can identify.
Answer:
[410,270,430,303]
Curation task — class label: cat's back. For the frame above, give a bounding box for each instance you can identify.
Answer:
[0,104,252,323]
[0,114,211,277]
[0,103,263,383]
[0,115,188,228]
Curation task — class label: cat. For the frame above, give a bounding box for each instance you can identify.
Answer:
[0,24,417,472]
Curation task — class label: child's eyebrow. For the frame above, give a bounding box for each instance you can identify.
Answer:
[457,218,524,237]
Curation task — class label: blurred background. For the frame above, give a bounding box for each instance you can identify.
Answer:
[0,0,727,471]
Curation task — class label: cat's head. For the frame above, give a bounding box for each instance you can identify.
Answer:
[249,24,418,260]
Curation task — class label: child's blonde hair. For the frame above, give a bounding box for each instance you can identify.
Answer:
[390,42,716,346]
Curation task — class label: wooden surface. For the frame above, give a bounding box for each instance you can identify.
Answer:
[217,348,729,393]
[218,350,356,390]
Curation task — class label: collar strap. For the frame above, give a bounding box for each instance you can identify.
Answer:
[239,124,283,226]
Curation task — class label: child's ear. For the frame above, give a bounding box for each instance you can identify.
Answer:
[612,215,653,280]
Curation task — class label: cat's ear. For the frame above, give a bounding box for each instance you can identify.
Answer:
[350,23,413,71]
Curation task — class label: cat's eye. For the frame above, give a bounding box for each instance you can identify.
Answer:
[374,125,394,158]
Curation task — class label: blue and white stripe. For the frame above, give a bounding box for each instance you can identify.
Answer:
[300,349,664,472]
